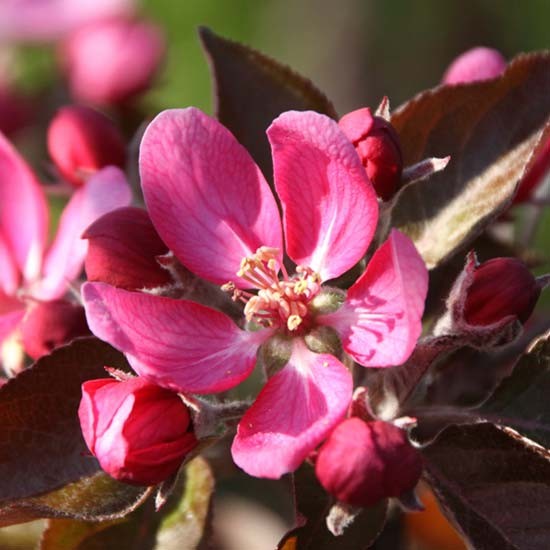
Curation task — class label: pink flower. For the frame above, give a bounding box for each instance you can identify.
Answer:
[442,46,506,85]
[0,0,135,43]
[60,17,165,106]
[47,105,126,187]
[83,108,428,478]
[0,132,131,372]
[315,418,423,507]
[79,376,198,485]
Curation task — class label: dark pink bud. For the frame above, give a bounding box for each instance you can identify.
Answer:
[84,206,171,291]
[339,108,403,201]
[20,299,90,360]
[47,105,126,187]
[60,17,165,106]
[79,376,198,485]
[442,47,506,85]
[464,258,540,326]
[315,418,422,508]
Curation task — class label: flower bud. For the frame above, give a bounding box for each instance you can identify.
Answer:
[60,17,165,106]
[47,105,126,186]
[339,108,403,201]
[442,47,506,85]
[315,418,422,508]
[79,376,198,485]
[20,299,90,360]
[464,258,540,326]
[84,207,171,291]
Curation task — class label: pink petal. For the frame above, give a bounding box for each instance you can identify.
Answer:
[0,131,48,284]
[36,167,132,300]
[268,111,378,282]
[320,230,428,367]
[231,339,353,479]
[139,108,283,287]
[82,282,266,394]
[0,233,19,296]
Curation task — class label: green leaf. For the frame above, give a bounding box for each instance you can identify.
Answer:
[199,27,337,180]
[39,457,214,550]
[154,457,214,550]
[424,423,550,550]
[1,472,151,528]
[389,51,550,268]
[277,464,387,550]
[482,331,550,448]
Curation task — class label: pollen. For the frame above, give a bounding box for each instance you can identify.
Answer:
[222,246,321,333]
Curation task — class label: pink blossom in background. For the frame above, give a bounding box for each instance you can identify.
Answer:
[0,133,132,373]
[79,376,198,485]
[442,46,507,84]
[0,0,135,42]
[60,17,165,106]
[83,108,428,479]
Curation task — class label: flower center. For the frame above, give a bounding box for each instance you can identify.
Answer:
[222,247,321,333]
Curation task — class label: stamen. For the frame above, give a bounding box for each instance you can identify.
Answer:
[287,315,303,331]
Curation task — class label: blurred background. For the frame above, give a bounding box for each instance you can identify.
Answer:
[0,1,548,549]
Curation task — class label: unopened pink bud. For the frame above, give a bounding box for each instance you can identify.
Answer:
[20,299,90,360]
[84,207,171,291]
[442,47,506,85]
[60,17,165,106]
[79,376,198,485]
[315,418,422,508]
[47,105,126,186]
[339,108,403,201]
[464,258,540,326]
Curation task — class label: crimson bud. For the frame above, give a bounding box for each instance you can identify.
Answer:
[47,105,126,187]
[20,299,90,359]
[339,108,403,201]
[315,418,422,508]
[464,258,540,326]
[79,376,197,485]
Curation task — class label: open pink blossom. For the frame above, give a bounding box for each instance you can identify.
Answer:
[0,132,131,372]
[0,0,135,43]
[83,108,428,478]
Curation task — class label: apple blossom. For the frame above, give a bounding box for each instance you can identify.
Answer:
[83,108,428,479]
[0,132,131,372]
[79,376,198,485]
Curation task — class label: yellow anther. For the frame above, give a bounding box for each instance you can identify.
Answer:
[294,279,308,294]
[287,315,303,331]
